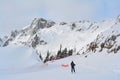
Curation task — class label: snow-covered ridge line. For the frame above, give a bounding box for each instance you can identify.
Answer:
[80,18,120,57]
[0,15,120,61]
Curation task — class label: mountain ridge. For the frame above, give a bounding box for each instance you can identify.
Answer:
[0,15,120,62]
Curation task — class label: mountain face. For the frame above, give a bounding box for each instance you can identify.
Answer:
[1,16,120,62]
[80,16,120,56]
[82,25,120,56]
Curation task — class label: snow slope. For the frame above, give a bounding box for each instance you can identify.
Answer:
[0,52,120,80]
[80,21,120,56]
[0,45,40,69]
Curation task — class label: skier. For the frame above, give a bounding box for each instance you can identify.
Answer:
[70,61,76,73]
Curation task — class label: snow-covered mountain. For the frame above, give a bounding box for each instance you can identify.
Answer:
[0,16,120,80]
[80,15,120,56]
[1,15,120,61]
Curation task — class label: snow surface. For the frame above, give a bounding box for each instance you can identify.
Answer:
[0,46,120,80]
[0,45,40,70]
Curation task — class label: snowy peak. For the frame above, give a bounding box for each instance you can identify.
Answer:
[1,15,120,61]
[28,18,55,29]
[1,18,55,47]
[20,18,55,38]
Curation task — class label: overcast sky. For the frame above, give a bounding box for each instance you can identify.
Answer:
[0,0,120,36]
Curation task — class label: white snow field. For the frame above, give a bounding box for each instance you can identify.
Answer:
[0,46,120,80]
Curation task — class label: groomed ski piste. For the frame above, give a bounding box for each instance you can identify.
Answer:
[0,45,120,80]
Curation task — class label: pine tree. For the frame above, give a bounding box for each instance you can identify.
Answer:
[61,48,67,58]
[68,49,73,56]
[44,51,50,63]
[57,50,61,58]
[39,53,43,61]
[56,44,62,59]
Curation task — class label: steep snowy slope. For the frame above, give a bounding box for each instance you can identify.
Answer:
[81,18,120,56]
[35,18,117,57]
